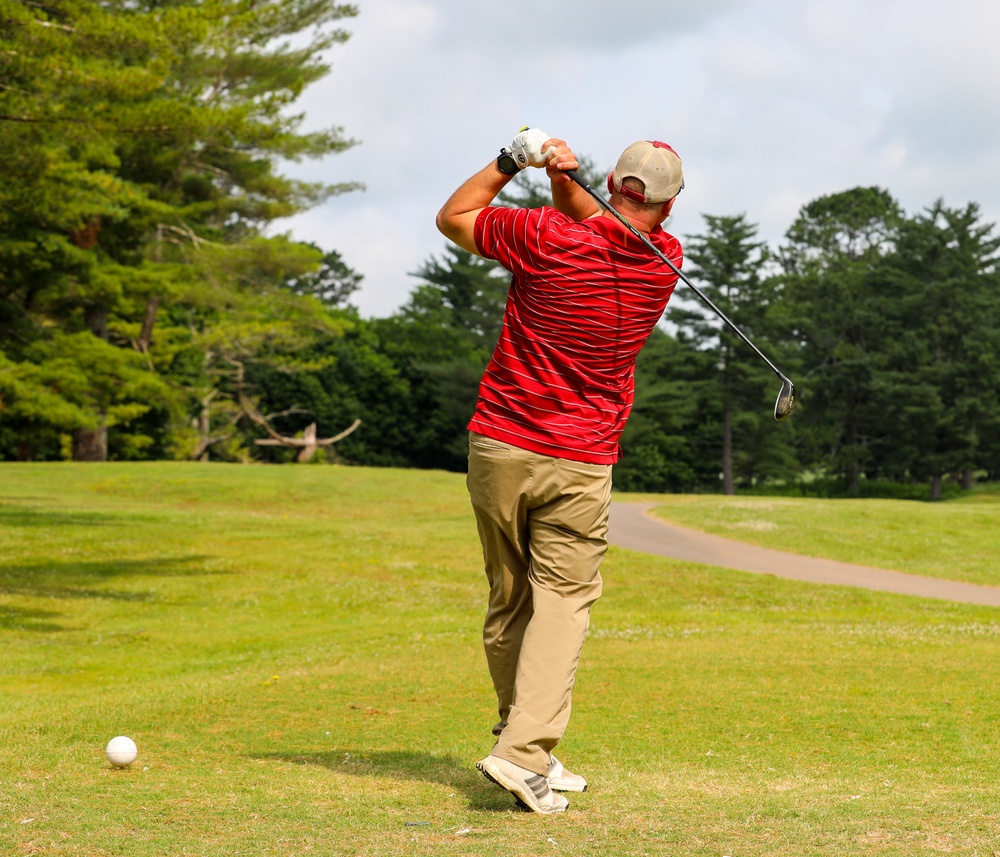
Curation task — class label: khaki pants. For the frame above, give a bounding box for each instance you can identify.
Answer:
[466,432,612,775]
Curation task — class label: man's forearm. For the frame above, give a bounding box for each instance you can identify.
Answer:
[437,132,583,252]
[549,170,601,221]
[436,162,512,255]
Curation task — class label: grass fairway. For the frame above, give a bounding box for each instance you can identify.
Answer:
[641,490,1000,587]
[2,463,999,856]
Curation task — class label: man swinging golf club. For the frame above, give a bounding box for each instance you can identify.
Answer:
[437,128,684,813]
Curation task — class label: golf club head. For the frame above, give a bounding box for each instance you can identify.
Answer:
[774,378,795,422]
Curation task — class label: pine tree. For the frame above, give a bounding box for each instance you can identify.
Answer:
[884,202,1000,497]
[668,214,795,493]
[778,188,902,494]
[0,0,361,460]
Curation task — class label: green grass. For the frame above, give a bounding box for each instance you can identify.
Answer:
[633,492,1000,587]
[1,463,999,856]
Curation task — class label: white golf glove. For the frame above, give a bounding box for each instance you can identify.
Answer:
[509,127,555,169]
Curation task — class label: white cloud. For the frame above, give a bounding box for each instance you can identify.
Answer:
[273,0,1000,318]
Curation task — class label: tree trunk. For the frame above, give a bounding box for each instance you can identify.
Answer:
[844,416,861,496]
[845,461,861,497]
[84,305,108,339]
[722,401,734,495]
[72,425,108,461]
[961,468,974,490]
[193,390,218,461]
[930,472,943,501]
[77,304,110,460]
[296,423,319,463]
[137,295,160,353]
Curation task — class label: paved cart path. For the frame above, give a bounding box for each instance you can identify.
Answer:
[608,503,1000,607]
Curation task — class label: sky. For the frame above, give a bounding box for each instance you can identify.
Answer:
[273,0,1000,319]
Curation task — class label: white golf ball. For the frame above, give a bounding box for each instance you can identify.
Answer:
[105,735,138,768]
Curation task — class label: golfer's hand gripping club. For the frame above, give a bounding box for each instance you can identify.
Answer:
[510,127,557,169]
[565,170,795,422]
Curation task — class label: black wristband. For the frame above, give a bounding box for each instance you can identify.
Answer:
[496,148,519,176]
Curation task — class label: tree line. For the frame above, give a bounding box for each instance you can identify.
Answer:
[3,2,999,500]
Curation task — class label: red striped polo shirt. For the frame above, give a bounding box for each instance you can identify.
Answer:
[470,204,682,464]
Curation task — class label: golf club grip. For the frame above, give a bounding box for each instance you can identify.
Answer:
[565,170,790,385]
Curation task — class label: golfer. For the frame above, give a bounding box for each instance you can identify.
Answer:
[436,129,684,813]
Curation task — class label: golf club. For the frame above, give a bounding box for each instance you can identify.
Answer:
[567,170,795,422]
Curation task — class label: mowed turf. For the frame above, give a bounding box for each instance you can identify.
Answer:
[638,489,1000,588]
[1,463,998,857]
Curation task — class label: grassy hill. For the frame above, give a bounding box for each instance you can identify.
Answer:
[1,463,998,856]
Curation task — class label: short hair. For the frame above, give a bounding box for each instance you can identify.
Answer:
[620,176,668,212]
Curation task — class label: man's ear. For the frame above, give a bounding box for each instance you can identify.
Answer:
[661,197,676,220]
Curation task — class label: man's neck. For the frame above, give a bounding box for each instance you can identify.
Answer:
[602,208,655,234]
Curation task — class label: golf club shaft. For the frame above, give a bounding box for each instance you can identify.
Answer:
[566,170,791,386]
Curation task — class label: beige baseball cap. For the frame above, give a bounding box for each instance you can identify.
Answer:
[610,141,684,203]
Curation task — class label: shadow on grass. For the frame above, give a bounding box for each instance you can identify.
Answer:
[0,556,220,604]
[254,749,518,812]
[0,502,131,528]
[0,605,64,632]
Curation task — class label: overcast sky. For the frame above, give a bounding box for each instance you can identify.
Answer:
[273,0,1000,319]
